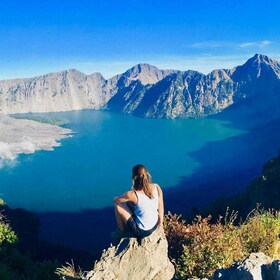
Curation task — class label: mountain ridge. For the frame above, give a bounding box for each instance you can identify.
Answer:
[0,54,279,119]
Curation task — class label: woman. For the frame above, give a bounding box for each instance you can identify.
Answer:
[112,164,164,240]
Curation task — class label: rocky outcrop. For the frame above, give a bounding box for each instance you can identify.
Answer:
[85,227,175,280]
[212,252,272,280]
[189,252,280,280]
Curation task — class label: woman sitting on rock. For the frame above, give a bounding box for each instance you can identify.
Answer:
[112,164,164,240]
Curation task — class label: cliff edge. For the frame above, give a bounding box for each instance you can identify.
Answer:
[85,227,175,280]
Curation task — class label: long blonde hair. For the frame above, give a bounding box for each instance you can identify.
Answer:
[132,164,153,199]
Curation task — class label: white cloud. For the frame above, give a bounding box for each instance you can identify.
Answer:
[238,40,272,48]
[189,41,223,49]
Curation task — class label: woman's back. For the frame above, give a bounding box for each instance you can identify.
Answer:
[134,184,159,230]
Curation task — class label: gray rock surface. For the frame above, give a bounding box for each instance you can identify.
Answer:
[1,54,280,119]
[108,54,280,119]
[0,115,71,167]
[85,227,175,280]
[211,252,277,280]
[0,64,175,114]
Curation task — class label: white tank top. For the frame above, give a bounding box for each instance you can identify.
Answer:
[134,184,159,230]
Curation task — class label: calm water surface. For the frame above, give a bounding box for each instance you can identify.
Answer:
[0,110,244,212]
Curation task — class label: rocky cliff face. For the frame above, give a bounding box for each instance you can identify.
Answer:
[0,69,106,114]
[85,228,175,280]
[0,64,175,114]
[0,54,279,119]
[108,54,280,119]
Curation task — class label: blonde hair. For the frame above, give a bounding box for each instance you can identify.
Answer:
[132,164,153,199]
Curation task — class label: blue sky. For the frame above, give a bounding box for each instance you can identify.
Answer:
[0,0,280,79]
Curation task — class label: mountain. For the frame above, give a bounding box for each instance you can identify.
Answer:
[0,69,107,114]
[0,64,175,114]
[108,54,280,119]
[0,54,279,119]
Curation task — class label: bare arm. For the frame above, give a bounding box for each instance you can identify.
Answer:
[113,190,137,205]
[156,184,164,226]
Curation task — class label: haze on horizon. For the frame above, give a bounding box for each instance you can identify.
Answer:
[1,0,280,80]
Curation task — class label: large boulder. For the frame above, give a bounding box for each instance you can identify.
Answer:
[86,227,175,280]
[211,252,275,280]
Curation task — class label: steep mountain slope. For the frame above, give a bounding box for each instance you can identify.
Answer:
[229,54,280,117]
[108,54,280,119]
[0,54,279,118]
[0,69,107,114]
[0,64,175,114]
[134,69,236,118]
[205,149,280,219]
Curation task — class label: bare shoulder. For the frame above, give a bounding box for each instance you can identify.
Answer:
[127,190,135,197]
[154,183,163,195]
[127,190,138,203]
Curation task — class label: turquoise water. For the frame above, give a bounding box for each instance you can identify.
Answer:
[0,110,244,212]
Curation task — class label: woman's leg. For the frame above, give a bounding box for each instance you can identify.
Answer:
[114,202,133,231]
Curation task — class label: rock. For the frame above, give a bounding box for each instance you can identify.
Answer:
[85,227,175,280]
[211,252,273,280]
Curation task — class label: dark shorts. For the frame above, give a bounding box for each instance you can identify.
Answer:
[126,214,158,238]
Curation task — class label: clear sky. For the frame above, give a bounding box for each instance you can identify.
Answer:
[1,0,280,80]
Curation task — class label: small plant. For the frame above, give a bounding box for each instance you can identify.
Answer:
[0,213,18,246]
[0,199,6,206]
[55,260,85,280]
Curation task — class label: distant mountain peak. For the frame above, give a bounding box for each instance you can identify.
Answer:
[125,63,159,75]
[121,63,177,85]
[245,53,276,67]
[231,53,280,80]
[252,53,270,61]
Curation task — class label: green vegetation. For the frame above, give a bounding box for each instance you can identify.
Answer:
[0,201,95,280]
[0,203,61,280]
[0,213,18,247]
[12,115,69,126]
[164,208,280,279]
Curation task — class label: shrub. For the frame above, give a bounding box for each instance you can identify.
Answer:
[239,208,280,259]
[163,212,190,261]
[164,208,280,279]
[0,214,18,247]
